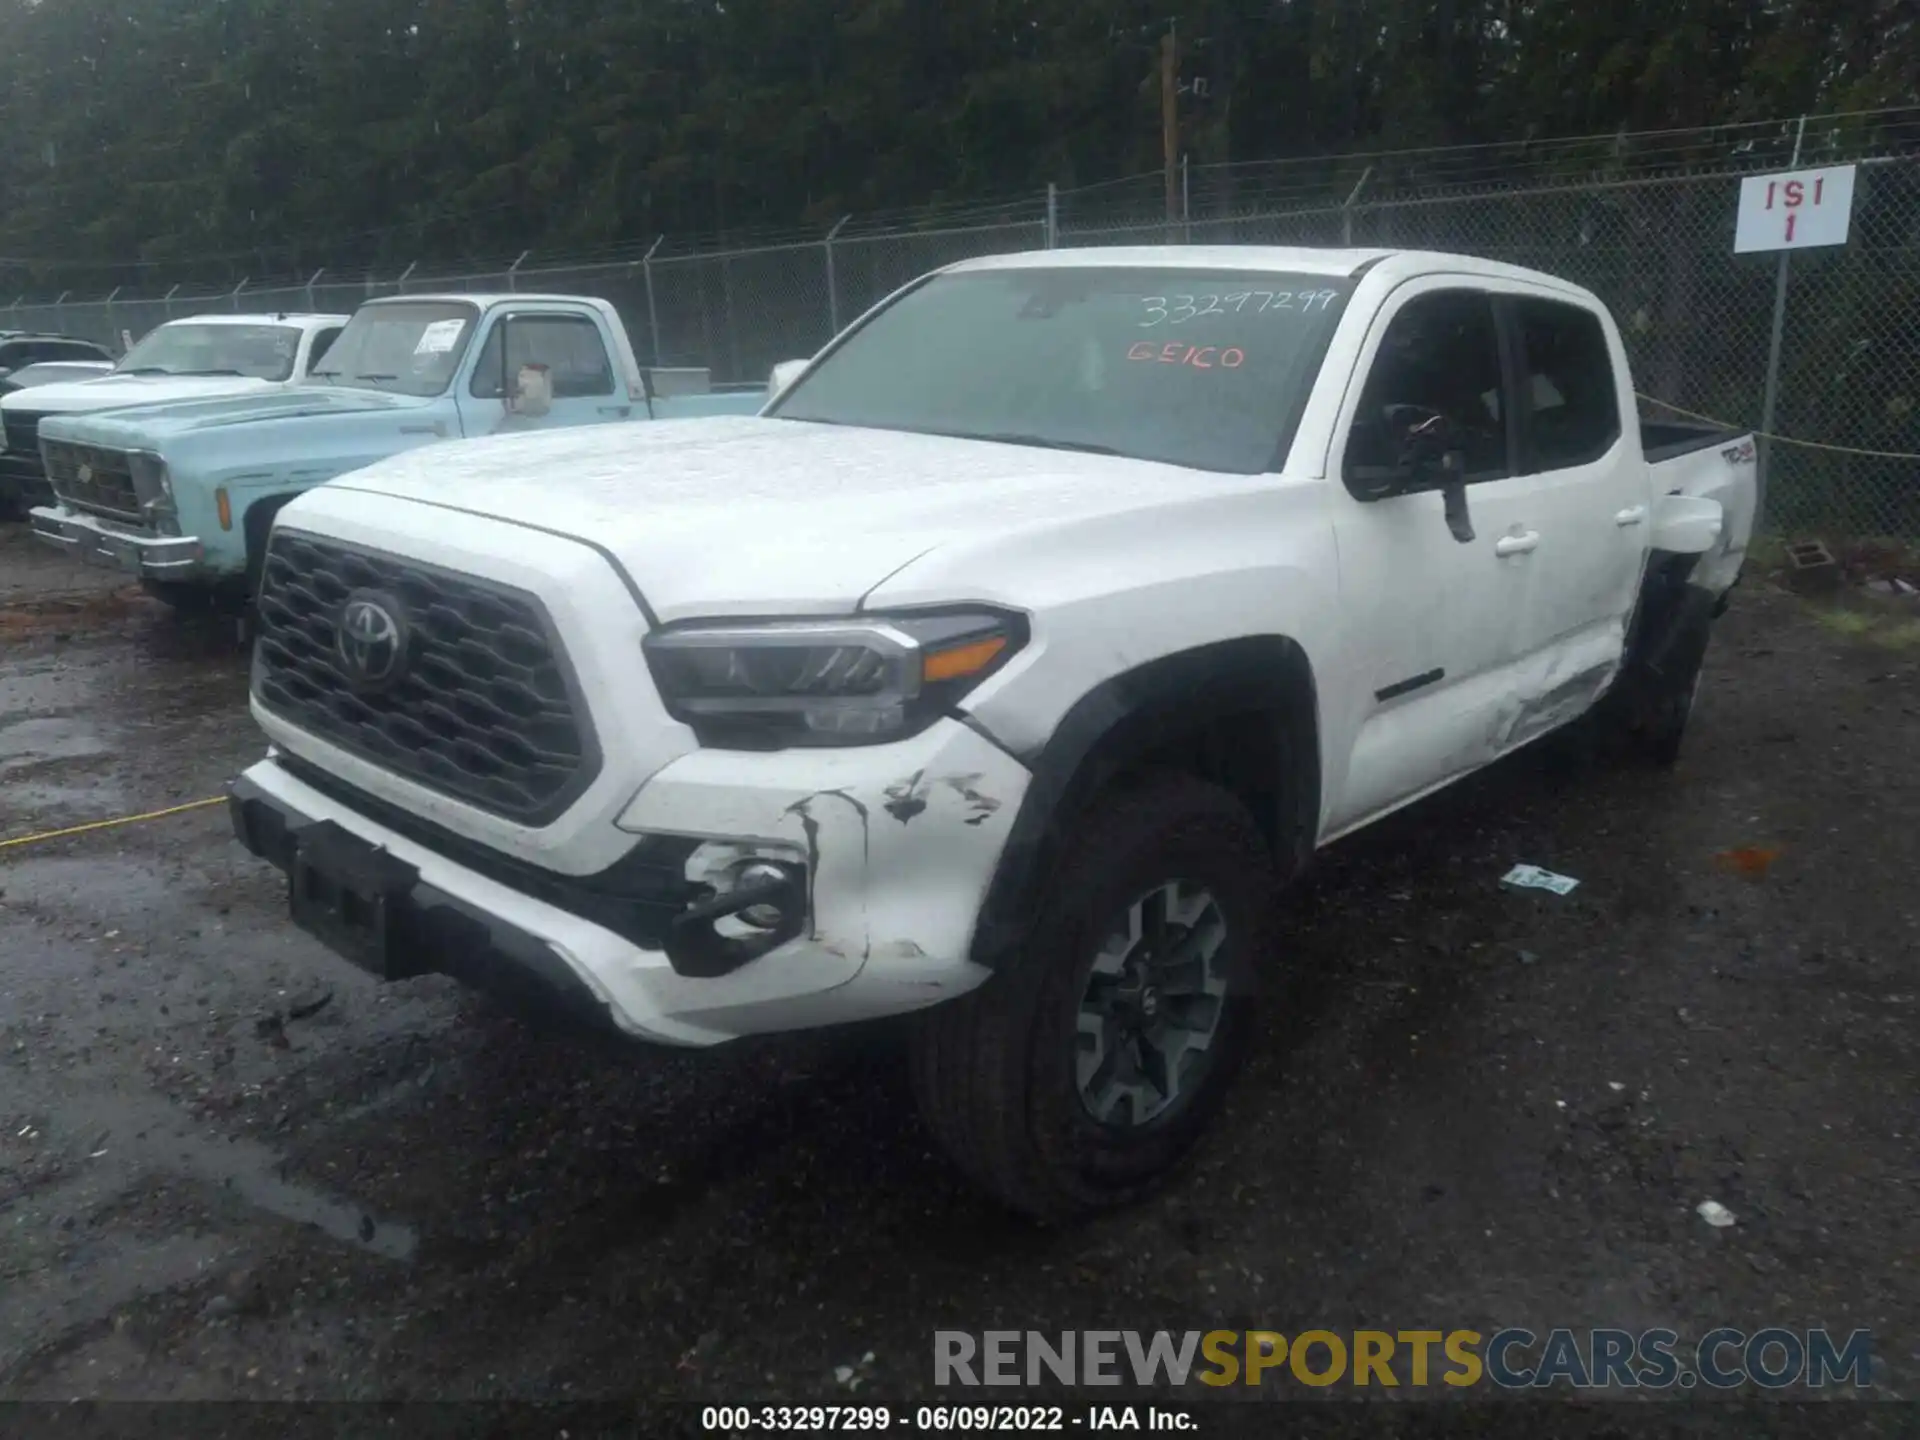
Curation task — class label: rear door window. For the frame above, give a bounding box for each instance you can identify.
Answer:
[1512,298,1621,472]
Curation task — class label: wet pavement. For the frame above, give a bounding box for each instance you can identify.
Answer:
[1,521,1916,1428]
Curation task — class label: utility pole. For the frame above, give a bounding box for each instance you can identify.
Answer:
[1161,20,1180,225]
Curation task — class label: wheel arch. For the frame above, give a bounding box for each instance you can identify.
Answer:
[968,635,1321,971]
[240,490,304,596]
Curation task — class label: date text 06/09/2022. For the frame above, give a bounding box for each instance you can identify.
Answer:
[700,1404,1197,1433]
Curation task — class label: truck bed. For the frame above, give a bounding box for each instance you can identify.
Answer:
[1642,417,1745,465]
[1644,421,1758,598]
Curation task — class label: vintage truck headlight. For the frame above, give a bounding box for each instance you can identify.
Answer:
[127,451,178,530]
[643,609,1026,747]
[127,451,172,504]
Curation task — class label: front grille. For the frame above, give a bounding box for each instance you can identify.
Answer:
[2,409,44,460]
[253,530,601,825]
[43,440,140,519]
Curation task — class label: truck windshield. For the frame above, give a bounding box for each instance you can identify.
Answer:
[306,301,478,397]
[768,266,1356,474]
[117,323,305,382]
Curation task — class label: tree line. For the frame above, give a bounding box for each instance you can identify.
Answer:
[0,0,1911,284]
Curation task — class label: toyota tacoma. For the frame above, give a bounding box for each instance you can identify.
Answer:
[227,247,1757,1219]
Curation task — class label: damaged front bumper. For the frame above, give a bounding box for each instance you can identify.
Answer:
[229,718,1031,1047]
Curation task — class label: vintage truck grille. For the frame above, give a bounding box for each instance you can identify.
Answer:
[43,440,141,519]
[2,409,44,457]
[0,411,53,506]
[253,531,600,825]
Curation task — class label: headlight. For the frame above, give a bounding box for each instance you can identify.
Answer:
[127,451,172,504]
[643,609,1027,747]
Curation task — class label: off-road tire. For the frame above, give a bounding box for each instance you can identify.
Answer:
[909,771,1277,1222]
[1615,613,1712,768]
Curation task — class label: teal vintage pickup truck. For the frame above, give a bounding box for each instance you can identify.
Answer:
[28,292,770,610]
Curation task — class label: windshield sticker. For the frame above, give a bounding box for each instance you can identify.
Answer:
[1127,341,1247,369]
[1140,291,1340,326]
[414,318,467,356]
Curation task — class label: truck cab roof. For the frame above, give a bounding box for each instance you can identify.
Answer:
[945,245,1603,300]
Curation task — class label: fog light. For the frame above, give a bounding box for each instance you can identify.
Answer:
[667,839,810,978]
[733,860,794,930]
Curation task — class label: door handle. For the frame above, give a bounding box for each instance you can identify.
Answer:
[599,405,633,418]
[1615,505,1648,527]
[1494,531,1540,557]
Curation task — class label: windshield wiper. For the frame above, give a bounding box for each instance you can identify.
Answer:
[177,368,246,377]
[352,373,398,382]
[308,368,341,379]
[119,366,174,376]
[974,432,1123,457]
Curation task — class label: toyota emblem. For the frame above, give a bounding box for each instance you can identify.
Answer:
[77,462,94,485]
[336,591,408,687]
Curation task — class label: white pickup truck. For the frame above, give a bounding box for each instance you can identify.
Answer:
[226,247,1756,1219]
[0,313,348,515]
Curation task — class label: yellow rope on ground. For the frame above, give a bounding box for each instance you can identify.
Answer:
[0,796,225,853]
[1638,393,1920,462]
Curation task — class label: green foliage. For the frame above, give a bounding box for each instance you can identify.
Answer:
[0,0,1908,281]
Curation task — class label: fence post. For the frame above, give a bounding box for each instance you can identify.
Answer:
[509,251,530,292]
[642,235,664,364]
[163,283,179,321]
[6,297,21,328]
[825,215,851,337]
[1181,154,1191,244]
[230,278,248,312]
[397,261,418,295]
[1046,183,1058,249]
[105,286,121,345]
[306,268,325,312]
[54,291,69,331]
[1756,115,1808,533]
[1342,165,1374,246]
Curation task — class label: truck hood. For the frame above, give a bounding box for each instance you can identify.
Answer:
[37,385,432,448]
[1,373,280,417]
[312,415,1266,620]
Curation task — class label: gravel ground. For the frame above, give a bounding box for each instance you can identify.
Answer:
[1,526,1915,1435]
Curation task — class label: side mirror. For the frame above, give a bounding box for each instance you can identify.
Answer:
[769,358,809,399]
[1350,410,1476,544]
[1395,413,1475,544]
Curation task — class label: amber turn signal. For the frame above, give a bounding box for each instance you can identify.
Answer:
[922,635,1008,684]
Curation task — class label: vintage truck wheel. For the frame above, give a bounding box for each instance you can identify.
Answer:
[909,771,1275,1221]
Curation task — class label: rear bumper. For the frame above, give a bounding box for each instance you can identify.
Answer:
[28,505,204,578]
[228,718,1029,1046]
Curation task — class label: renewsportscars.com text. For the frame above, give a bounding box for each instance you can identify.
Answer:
[933,1328,1873,1391]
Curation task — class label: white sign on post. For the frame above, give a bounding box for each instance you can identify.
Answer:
[1734,164,1857,254]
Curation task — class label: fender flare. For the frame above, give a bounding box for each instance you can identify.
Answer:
[967,635,1321,971]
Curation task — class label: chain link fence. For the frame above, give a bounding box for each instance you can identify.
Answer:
[6,115,1917,535]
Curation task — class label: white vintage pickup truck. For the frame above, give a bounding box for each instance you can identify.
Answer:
[226,247,1757,1219]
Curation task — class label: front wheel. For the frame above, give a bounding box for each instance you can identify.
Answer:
[909,772,1277,1221]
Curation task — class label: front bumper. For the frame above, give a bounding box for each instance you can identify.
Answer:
[28,505,204,579]
[228,719,1030,1047]
[0,454,54,510]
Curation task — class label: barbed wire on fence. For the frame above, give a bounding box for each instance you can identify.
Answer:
[4,107,1917,536]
